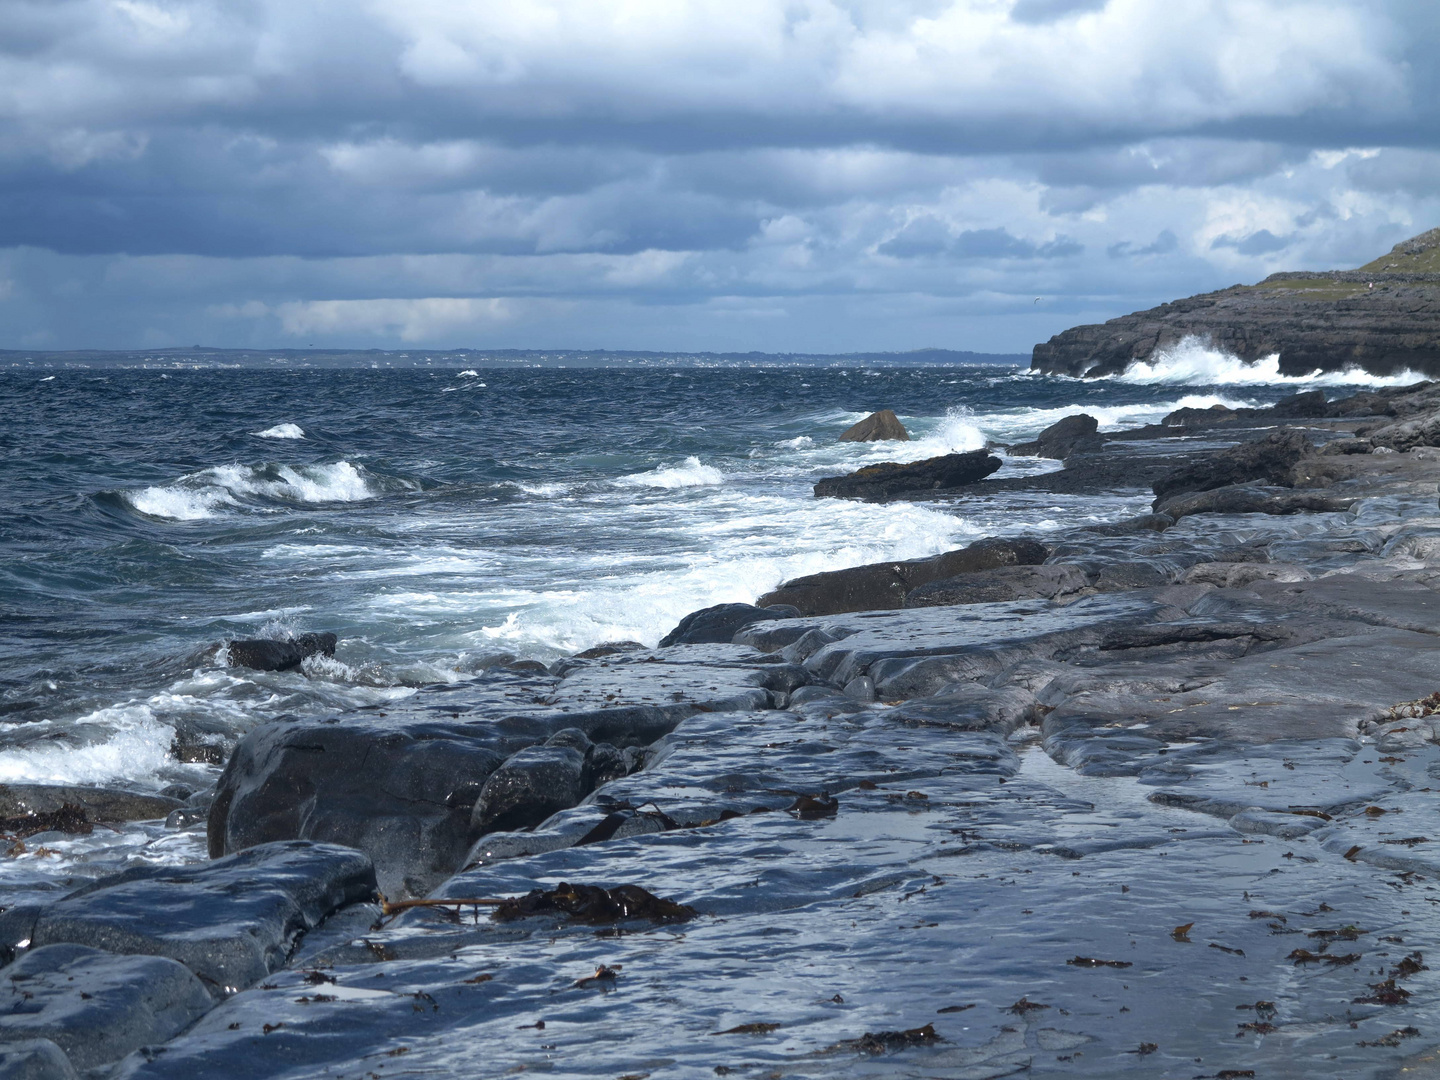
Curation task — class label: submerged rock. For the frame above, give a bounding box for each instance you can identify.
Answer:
[1154,484,1356,521]
[758,536,1048,616]
[0,1039,76,1080]
[813,450,1001,502]
[1008,413,1102,459]
[0,945,211,1072]
[838,409,910,442]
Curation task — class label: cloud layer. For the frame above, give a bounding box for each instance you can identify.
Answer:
[1,0,1437,352]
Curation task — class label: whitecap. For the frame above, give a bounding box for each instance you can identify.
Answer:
[458,370,480,377]
[122,461,384,520]
[38,375,55,382]
[254,423,305,439]
[0,704,173,785]
[1109,336,1427,387]
[615,457,725,489]
[127,484,235,521]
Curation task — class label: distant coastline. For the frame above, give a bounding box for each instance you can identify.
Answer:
[0,346,1029,370]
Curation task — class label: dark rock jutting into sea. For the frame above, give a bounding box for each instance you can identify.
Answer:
[1032,227,1440,377]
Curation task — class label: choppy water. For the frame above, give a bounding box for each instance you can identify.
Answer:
[0,347,1403,795]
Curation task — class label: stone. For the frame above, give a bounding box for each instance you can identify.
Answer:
[1008,413,1102,459]
[1268,389,1328,418]
[0,945,211,1071]
[0,785,180,824]
[208,713,511,899]
[658,602,800,647]
[1151,429,1315,504]
[813,450,1002,502]
[225,632,336,672]
[838,409,909,442]
[471,733,592,835]
[904,563,1089,608]
[0,842,374,996]
[0,1040,76,1080]
[1365,408,1440,452]
[757,536,1049,616]
[1154,484,1356,521]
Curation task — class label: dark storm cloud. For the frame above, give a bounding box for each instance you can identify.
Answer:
[0,0,1437,350]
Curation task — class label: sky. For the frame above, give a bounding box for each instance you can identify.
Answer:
[1,0,1438,354]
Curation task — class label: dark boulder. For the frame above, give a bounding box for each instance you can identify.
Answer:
[0,945,211,1071]
[838,409,910,442]
[208,689,692,897]
[225,632,337,672]
[1154,485,1358,521]
[1162,403,1235,428]
[1008,414,1102,459]
[658,603,800,647]
[1151,429,1315,505]
[904,563,1089,608]
[814,450,1002,502]
[0,842,374,995]
[207,714,510,899]
[0,785,180,824]
[757,536,1050,616]
[471,730,593,835]
[1269,390,1328,418]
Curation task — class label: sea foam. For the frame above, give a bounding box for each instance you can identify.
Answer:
[1111,337,1427,387]
[254,423,305,439]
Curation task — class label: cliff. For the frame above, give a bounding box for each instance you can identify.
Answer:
[1031,227,1440,377]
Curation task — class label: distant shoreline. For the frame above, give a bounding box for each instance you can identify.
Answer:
[0,347,1029,370]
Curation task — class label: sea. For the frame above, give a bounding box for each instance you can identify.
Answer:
[0,337,1423,806]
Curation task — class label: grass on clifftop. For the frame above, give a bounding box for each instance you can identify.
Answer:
[1360,227,1440,274]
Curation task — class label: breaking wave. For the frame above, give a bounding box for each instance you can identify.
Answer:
[254,423,305,439]
[1111,337,1427,387]
[616,457,725,489]
[122,461,388,520]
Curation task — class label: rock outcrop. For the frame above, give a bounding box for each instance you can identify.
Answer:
[225,633,336,672]
[757,536,1049,616]
[838,409,909,442]
[1030,228,1440,378]
[813,450,1001,501]
[1150,429,1314,505]
[1007,413,1102,459]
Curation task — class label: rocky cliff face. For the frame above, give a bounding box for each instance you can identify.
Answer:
[1031,228,1440,378]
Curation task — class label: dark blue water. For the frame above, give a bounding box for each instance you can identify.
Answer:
[0,361,1339,791]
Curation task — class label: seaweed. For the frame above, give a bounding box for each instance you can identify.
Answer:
[492,882,696,925]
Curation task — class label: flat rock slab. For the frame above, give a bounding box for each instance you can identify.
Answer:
[0,841,375,996]
[791,592,1167,696]
[0,944,211,1071]
[102,714,1440,1080]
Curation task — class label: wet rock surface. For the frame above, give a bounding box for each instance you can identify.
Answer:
[758,536,1049,616]
[12,387,1440,1076]
[814,450,1002,501]
[1008,413,1103,459]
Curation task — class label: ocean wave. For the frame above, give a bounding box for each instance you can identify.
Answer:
[1110,337,1427,387]
[123,461,387,520]
[0,704,174,785]
[615,456,725,489]
[253,423,305,439]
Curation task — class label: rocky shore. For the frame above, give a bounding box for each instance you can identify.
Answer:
[8,385,1440,1077]
[1031,228,1440,378]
